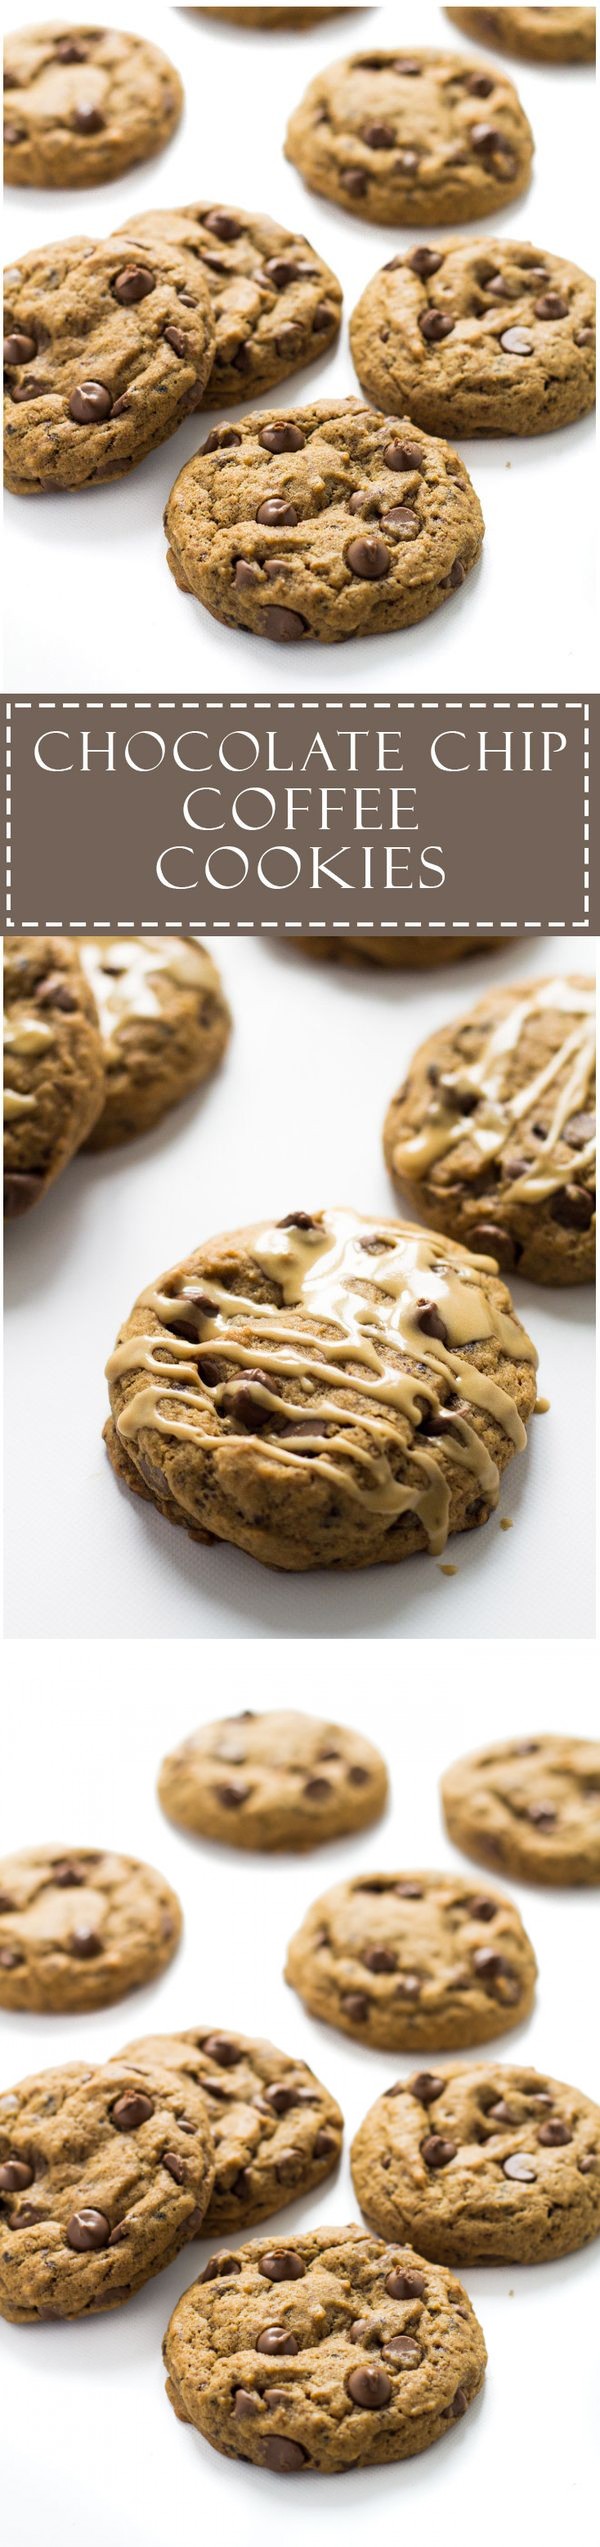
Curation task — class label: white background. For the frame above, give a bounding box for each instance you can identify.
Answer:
[2,0,596,689]
[4,929,596,1639]
[1,1655,599,2545]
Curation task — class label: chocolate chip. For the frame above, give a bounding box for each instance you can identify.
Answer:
[56,39,87,59]
[449,2387,468,2419]
[350,2317,371,2341]
[8,2205,45,2230]
[163,2151,188,2184]
[202,2035,239,2065]
[234,560,260,588]
[393,58,422,74]
[264,2438,307,2472]
[527,1803,557,1829]
[471,123,513,156]
[260,606,308,641]
[11,379,46,403]
[538,2121,572,2147]
[410,2073,445,2106]
[278,1209,316,1228]
[467,72,495,95]
[303,1777,333,1802]
[111,2092,154,2131]
[50,1859,85,1885]
[73,106,104,133]
[4,332,36,365]
[113,266,155,304]
[256,498,299,527]
[66,2208,110,2251]
[259,2250,306,2281]
[204,210,242,240]
[383,2335,421,2367]
[0,1948,23,1968]
[488,2100,519,2126]
[198,2250,241,2280]
[500,328,534,355]
[473,1948,519,1997]
[578,2155,596,2174]
[0,2159,34,2192]
[259,422,306,453]
[69,1927,102,1959]
[341,1992,370,2022]
[381,505,419,537]
[575,326,594,346]
[551,1184,594,1228]
[468,1222,516,1269]
[256,2326,299,2355]
[383,440,423,472]
[416,1303,449,1346]
[0,1895,15,1911]
[362,119,395,147]
[215,1778,251,1808]
[394,148,420,173]
[422,2134,456,2169]
[467,1896,498,1921]
[503,2154,536,2182]
[534,294,568,320]
[447,560,466,588]
[69,382,112,423]
[563,1111,595,1147]
[363,1947,396,1973]
[202,426,241,452]
[395,1881,423,1899]
[164,327,187,357]
[408,248,443,277]
[346,536,390,580]
[346,2365,391,2409]
[312,302,334,332]
[385,2266,426,2300]
[420,310,455,343]
[341,168,368,196]
[233,2387,259,2418]
[348,1765,369,1786]
[313,2129,337,2157]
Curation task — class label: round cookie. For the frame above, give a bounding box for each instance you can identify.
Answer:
[157,1709,388,1850]
[163,2224,487,2472]
[0,2056,214,2323]
[4,937,105,1220]
[104,1204,538,1572]
[3,22,183,188]
[284,46,534,227]
[383,975,596,1285]
[441,1733,600,1886]
[120,2027,343,2231]
[116,204,342,408]
[199,9,360,27]
[79,938,230,1150]
[164,396,484,645]
[4,231,215,496]
[299,934,506,966]
[350,241,596,440]
[285,1869,537,2049]
[351,2065,600,2265]
[0,1846,182,2013]
[445,10,596,65]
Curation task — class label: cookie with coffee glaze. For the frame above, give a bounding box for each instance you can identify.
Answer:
[163,2224,487,2471]
[116,203,342,407]
[350,239,596,439]
[3,22,183,188]
[0,2056,214,2323]
[104,1204,538,1572]
[0,1845,182,2013]
[299,934,504,966]
[79,937,230,1149]
[351,2063,600,2263]
[157,1708,388,1850]
[4,937,105,1220]
[441,1733,600,1885]
[4,230,215,495]
[383,975,596,1284]
[445,10,595,64]
[285,1869,537,2050]
[284,46,534,227]
[119,2027,343,2230]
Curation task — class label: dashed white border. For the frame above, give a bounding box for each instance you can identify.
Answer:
[4,696,592,934]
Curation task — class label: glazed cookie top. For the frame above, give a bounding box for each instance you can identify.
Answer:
[4,232,215,495]
[106,1205,537,1562]
[3,22,183,187]
[120,2027,343,2231]
[441,1734,600,1885]
[351,2064,600,2256]
[163,2225,487,2472]
[81,937,226,1056]
[350,240,596,427]
[157,1708,388,1849]
[79,936,230,1145]
[445,10,596,63]
[120,203,342,406]
[0,2057,214,2323]
[284,47,534,225]
[285,1869,538,2047]
[0,1845,182,2012]
[4,935,105,1216]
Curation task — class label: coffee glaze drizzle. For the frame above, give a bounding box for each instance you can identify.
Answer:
[391,978,595,1200]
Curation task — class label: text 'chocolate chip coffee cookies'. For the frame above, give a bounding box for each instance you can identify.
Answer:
[284,46,534,226]
[4,232,216,495]
[383,976,596,1285]
[0,2056,215,2323]
[285,1872,537,2050]
[104,1205,538,1572]
[120,204,342,405]
[4,938,105,1219]
[351,2065,600,2265]
[157,1709,388,1851]
[351,242,596,440]
[3,22,183,187]
[165,396,484,643]
[0,1847,182,2013]
[163,2225,487,2472]
[445,10,596,65]
[441,1734,600,1886]
[119,2028,343,2232]
[79,938,231,1148]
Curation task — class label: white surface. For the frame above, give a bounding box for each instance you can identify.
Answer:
[3,0,596,690]
[4,930,596,1639]
[1,1652,599,2547]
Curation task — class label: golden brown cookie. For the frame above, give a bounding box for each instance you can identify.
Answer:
[157,1709,388,1850]
[445,9,595,64]
[351,2064,600,2262]
[285,46,534,226]
[117,203,342,407]
[285,1868,537,2049]
[441,1733,600,1885]
[299,934,505,966]
[80,938,230,1149]
[350,240,596,439]
[119,2027,343,2230]
[0,2056,214,2322]
[0,1845,182,2012]
[4,937,105,1219]
[4,231,215,495]
[3,22,183,187]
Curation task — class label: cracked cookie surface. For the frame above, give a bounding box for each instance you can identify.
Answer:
[0,1845,182,2012]
[0,2056,214,2322]
[164,395,484,643]
[4,937,105,1219]
[104,1204,537,1572]
[163,2223,487,2471]
[441,1733,600,1885]
[445,9,596,64]
[351,238,596,438]
[4,230,215,494]
[4,22,183,187]
[80,937,230,1149]
[157,1708,388,1850]
[118,202,342,407]
[120,2026,343,2231]
[284,46,534,226]
[351,2064,600,2263]
[285,1868,537,2049]
[383,975,596,1284]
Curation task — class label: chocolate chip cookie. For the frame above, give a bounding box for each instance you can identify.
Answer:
[104,1204,538,1572]
[351,240,596,439]
[120,2028,343,2231]
[352,2064,600,2264]
[4,230,215,495]
[0,1846,182,2012]
[299,934,505,966]
[445,9,596,64]
[0,2055,214,2323]
[383,975,596,1284]
[163,2224,487,2471]
[79,937,230,1149]
[165,396,484,643]
[199,9,360,28]
[158,1709,388,1851]
[117,204,342,407]
[441,1734,600,1885]
[285,1870,537,2049]
[4,22,183,187]
[284,46,534,226]
[4,937,105,1220]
